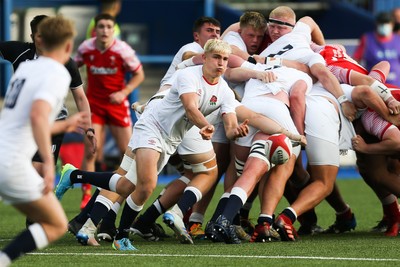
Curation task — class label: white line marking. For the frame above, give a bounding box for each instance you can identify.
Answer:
[28,252,400,262]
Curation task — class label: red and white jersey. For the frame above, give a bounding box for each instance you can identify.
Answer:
[75,38,142,101]
[143,65,237,142]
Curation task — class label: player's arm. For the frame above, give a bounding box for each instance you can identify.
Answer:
[224,66,277,83]
[180,92,214,140]
[298,16,325,45]
[177,51,204,69]
[221,22,240,39]
[109,65,145,105]
[221,112,249,140]
[122,65,145,96]
[30,99,55,194]
[51,112,90,135]
[235,105,306,146]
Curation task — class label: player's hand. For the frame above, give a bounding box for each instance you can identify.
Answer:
[199,124,215,140]
[341,101,357,121]
[387,98,400,115]
[352,135,367,153]
[233,119,249,138]
[85,129,97,154]
[65,112,90,133]
[109,91,126,104]
[42,161,55,195]
[256,71,277,83]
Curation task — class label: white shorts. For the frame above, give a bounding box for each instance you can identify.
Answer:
[177,126,213,155]
[308,84,356,151]
[0,161,44,204]
[129,115,179,173]
[305,95,340,144]
[211,121,229,144]
[237,96,300,155]
[306,135,340,166]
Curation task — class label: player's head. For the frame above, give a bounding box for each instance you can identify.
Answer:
[193,17,221,48]
[30,15,48,42]
[100,0,122,16]
[94,13,116,45]
[267,6,296,42]
[238,11,267,54]
[36,15,76,63]
[375,11,394,37]
[202,39,231,78]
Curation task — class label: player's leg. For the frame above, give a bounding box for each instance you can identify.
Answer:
[1,195,68,265]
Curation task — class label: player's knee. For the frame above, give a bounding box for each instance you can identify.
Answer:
[248,140,271,167]
[187,154,218,174]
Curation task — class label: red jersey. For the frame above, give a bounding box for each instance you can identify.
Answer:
[75,38,142,102]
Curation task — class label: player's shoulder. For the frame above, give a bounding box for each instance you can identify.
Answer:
[180,42,203,52]
[78,38,96,52]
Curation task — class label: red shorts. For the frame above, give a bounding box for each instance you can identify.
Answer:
[89,99,132,127]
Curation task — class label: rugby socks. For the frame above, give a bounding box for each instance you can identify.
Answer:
[2,224,48,262]
[136,199,166,226]
[177,186,202,215]
[382,195,400,221]
[257,214,274,226]
[222,187,248,223]
[115,196,143,240]
[281,207,297,224]
[69,170,119,191]
[210,193,229,222]
[336,204,352,221]
[101,202,120,227]
[240,201,253,220]
[90,195,113,225]
[74,189,100,224]
[189,212,204,225]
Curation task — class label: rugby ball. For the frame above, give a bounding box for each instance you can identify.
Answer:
[265,134,293,165]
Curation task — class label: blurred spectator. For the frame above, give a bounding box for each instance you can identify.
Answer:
[392,7,400,34]
[353,11,400,87]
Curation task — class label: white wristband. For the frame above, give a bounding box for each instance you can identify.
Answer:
[337,94,349,104]
[176,57,195,69]
[265,57,282,67]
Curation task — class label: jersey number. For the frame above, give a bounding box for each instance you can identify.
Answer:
[4,78,25,109]
[267,44,294,57]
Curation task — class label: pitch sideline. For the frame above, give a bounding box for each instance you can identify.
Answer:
[28,252,400,262]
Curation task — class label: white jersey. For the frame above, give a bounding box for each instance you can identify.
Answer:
[243,64,312,99]
[223,31,247,51]
[306,84,356,151]
[0,57,70,164]
[160,42,204,87]
[260,21,325,68]
[141,65,237,142]
[222,31,248,98]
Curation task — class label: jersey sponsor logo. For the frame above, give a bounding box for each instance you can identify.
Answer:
[90,66,118,75]
[209,95,217,106]
[110,56,116,66]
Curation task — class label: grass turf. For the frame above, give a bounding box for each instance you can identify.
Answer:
[1,179,399,267]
